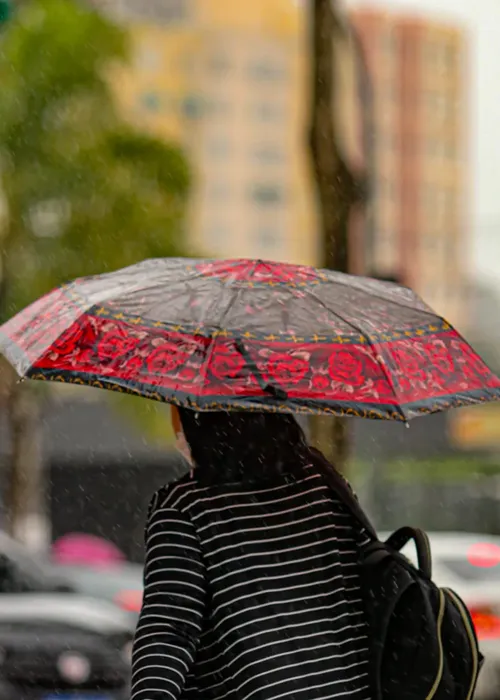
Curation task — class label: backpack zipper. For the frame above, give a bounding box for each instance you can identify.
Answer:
[442,588,480,700]
[425,588,446,700]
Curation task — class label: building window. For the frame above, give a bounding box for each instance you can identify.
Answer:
[253,146,284,163]
[207,137,230,159]
[140,92,161,112]
[422,187,452,223]
[256,227,281,250]
[381,28,398,54]
[118,0,189,24]
[248,60,286,81]
[445,235,457,256]
[377,177,396,201]
[439,44,456,71]
[384,82,398,102]
[378,131,396,151]
[208,52,230,74]
[208,181,229,200]
[438,191,448,220]
[445,142,456,160]
[135,47,161,72]
[424,42,456,71]
[423,42,437,64]
[445,188,456,213]
[253,102,283,122]
[251,184,283,205]
[205,223,227,249]
[182,95,203,119]
[208,99,231,116]
[178,52,194,73]
[420,185,435,213]
[427,138,448,160]
[426,92,452,120]
[422,232,439,250]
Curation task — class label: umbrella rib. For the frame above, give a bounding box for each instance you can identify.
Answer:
[305,288,405,419]
[319,271,438,320]
[200,261,261,395]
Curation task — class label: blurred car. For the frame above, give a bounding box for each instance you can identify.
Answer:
[0,532,74,595]
[52,564,143,615]
[381,531,500,700]
[0,594,134,699]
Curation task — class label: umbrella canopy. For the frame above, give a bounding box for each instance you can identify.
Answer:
[1,257,499,421]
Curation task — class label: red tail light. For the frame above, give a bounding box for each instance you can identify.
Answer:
[470,606,500,640]
[114,590,143,613]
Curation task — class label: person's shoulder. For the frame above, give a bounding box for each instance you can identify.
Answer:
[150,469,203,514]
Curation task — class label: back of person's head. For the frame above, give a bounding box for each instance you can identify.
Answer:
[176,408,311,484]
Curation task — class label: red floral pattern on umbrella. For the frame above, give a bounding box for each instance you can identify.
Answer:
[1,257,499,421]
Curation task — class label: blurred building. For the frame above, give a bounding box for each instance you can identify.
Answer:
[89,2,469,324]
[447,280,500,453]
[350,9,467,327]
[89,0,368,269]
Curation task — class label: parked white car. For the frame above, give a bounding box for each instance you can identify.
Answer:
[0,595,133,699]
[381,531,500,700]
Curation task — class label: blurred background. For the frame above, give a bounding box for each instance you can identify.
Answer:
[0,0,500,698]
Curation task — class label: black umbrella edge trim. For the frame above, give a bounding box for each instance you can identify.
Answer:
[24,367,500,422]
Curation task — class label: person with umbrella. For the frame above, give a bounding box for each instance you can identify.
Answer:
[130,406,371,700]
[2,256,499,699]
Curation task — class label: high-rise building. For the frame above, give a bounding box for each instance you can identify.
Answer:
[350,8,467,327]
[92,0,366,268]
[99,0,302,262]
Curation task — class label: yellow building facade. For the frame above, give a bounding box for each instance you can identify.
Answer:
[103,0,318,264]
[96,0,367,270]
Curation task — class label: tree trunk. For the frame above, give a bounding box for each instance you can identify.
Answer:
[308,0,366,473]
[1,207,47,548]
[4,376,46,546]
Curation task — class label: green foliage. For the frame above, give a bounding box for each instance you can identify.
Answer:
[384,457,500,482]
[0,0,190,319]
[0,1,10,24]
[0,0,190,442]
[351,456,500,484]
[113,392,175,447]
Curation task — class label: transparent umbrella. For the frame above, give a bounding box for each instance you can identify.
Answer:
[1,257,499,422]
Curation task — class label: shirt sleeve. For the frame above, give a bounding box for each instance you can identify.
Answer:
[131,495,206,700]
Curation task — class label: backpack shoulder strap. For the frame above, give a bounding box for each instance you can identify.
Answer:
[308,447,378,541]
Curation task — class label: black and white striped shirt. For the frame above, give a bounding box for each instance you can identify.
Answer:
[131,464,371,700]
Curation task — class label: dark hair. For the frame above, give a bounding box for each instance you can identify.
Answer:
[178,409,312,484]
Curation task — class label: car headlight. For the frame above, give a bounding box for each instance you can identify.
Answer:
[57,652,91,684]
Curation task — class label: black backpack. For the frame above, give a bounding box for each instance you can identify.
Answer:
[310,449,484,700]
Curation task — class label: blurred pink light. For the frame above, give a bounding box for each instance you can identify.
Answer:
[52,533,126,567]
[467,543,500,568]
